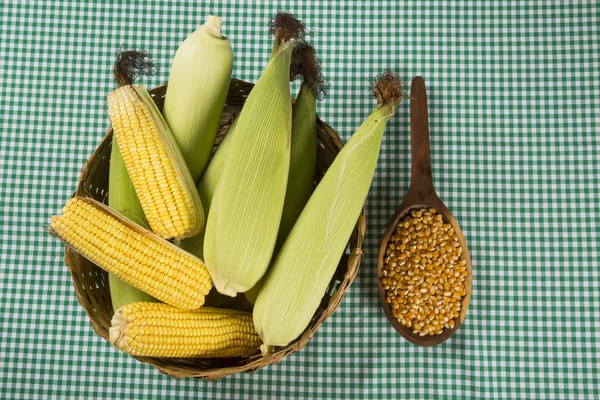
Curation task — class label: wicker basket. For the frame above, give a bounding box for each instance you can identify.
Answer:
[64,79,365,380]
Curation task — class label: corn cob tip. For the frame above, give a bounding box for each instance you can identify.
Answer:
[260,344,274,355]
[212,275,248,298]
[109,309,126,349]
[269,12,305,45]
[203,15,223,37]
[112,48,157,87]
[371,71,404,107]
[290,40,327,99]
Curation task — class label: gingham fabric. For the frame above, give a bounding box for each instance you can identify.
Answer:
[1,1,599,399]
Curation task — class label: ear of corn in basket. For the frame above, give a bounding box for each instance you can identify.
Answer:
[163,15,233,182]
[203,13,305,297]
[110,302,261,358]
[245,40,326,304]
[253,72,404,352]
[50,196,212,310]
[108,50,204,241]
[108,138,158,310]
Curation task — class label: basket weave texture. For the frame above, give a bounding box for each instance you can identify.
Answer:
[64,79,365,379]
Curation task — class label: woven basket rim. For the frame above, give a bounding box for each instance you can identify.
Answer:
[63,78,366,380]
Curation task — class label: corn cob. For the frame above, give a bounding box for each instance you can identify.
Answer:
[108,50,203,241]
[178,116,238,260]
[110,302,261,358]
[50,197,212,310]
[245,41,325,304]
[163,15,233,181]
[108,139,157,310]
[203,13,304,296]
[253,72,404,351]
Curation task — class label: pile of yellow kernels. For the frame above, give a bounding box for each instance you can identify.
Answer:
[382,208,467,336]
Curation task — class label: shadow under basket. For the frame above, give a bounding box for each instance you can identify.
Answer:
[64,79,366,380]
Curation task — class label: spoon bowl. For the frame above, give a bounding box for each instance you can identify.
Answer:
[377,76,472,346]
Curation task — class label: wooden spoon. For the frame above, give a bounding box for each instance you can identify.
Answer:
[376,76,472,346]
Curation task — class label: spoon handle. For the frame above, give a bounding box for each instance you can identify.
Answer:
[409,76,436,197]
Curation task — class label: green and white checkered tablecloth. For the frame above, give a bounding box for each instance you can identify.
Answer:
[1,1,599,398]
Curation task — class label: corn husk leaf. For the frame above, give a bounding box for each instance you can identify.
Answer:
[245,83,317,304]
[276,83,317,249]
[203,41,293,297]
[179,116,238,259]
[253,99,400,349]
[163,15,233,181]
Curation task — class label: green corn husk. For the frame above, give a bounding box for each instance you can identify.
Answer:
[245,41,324,304]
[253,72,404,351]
[277,82,318,249]
[245,83,318,304]
[163,15,233,182]
[179,116,238,259]
[197,117,238,215]
[203,15,303,297]
[108,139,157,311]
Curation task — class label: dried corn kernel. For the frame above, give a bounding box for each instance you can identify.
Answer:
[382,207,467,336]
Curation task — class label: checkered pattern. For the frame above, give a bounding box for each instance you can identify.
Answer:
[1,1,599,398]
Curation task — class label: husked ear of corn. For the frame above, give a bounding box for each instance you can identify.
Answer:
[163,15,233,181]
[203,13,304,297]
[110,302,261,358]
[178,116,238,260]
[108,139,157,310]
[50,197,212,310]
[253,72,404,351]
[245,41,326,304]
[108,50,204,241]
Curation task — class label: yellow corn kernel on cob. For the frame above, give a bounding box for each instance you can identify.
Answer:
[107,84,203,241]
[50,197,211,310]
[110,302,261,358]
[108,139,157,310]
